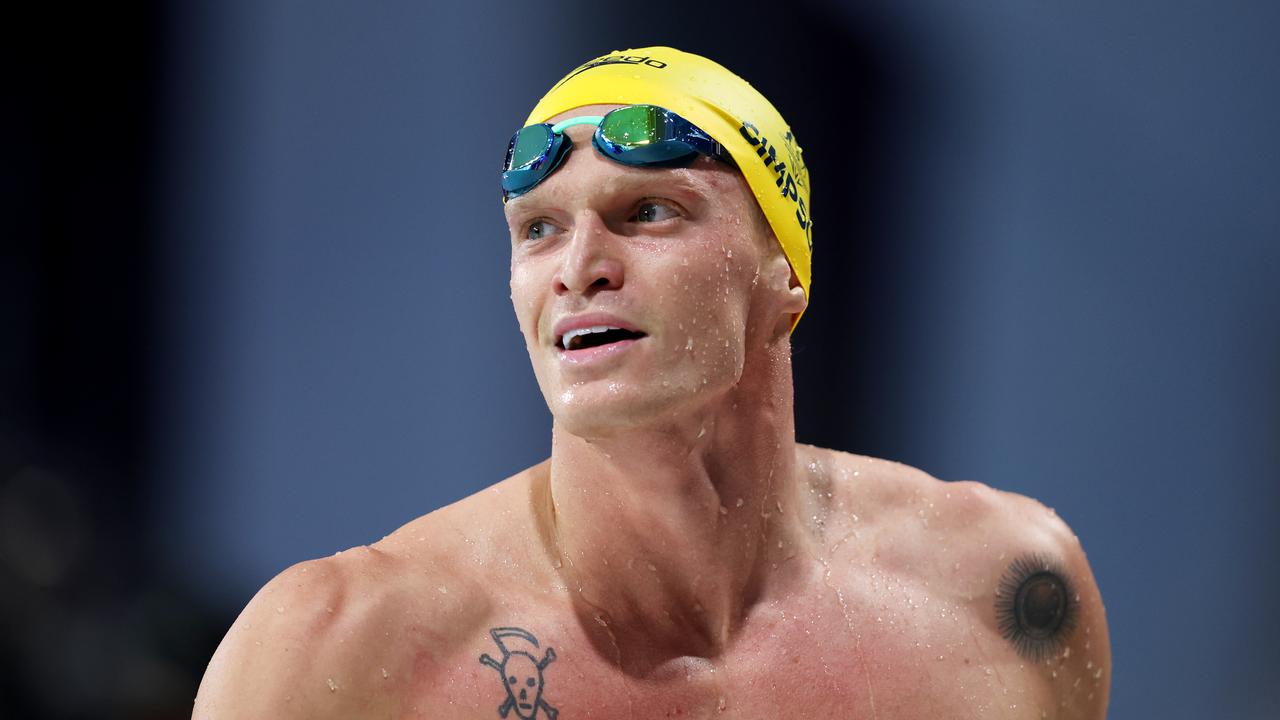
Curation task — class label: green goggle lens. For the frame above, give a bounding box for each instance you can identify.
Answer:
[599,105,667,148]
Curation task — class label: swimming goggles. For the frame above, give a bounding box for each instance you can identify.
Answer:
[501,104,737,201]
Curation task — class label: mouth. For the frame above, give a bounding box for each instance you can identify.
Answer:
[556,326,648,352]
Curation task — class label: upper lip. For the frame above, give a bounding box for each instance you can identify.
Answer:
[552,313,646,349]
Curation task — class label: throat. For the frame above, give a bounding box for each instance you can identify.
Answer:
[542,439,805,672]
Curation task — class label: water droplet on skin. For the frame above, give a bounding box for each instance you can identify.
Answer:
[719,505,728,515]
[718,696,727,711]
[381,667,390,679]
[327,678,339,692]
[735,498,744,507]
[276,606,284,614]
[686,337,694,350]
[437,585,449,594]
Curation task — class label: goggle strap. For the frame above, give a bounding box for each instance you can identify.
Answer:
[551,115,605,134]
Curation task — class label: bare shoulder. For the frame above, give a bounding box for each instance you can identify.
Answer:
[193,464,549,719]
[803,444,1097,574]
[804,445,1111,718]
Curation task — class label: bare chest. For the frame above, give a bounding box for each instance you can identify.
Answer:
[389,577,1054,720]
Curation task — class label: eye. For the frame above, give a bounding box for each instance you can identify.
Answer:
[526,678,536,687]
[994,554,1078,662]
[523,219,563,241]
[630,200,680,223]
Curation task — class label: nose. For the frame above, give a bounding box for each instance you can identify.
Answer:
[554,210,623,297]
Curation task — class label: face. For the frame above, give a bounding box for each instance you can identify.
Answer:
[505,105,803,437]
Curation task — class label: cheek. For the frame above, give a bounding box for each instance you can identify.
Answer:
[508,264,541,333]
[659,247,754,372]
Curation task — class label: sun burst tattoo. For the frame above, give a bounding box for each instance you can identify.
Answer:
[479,627,559,719]
[994,554,1078,662]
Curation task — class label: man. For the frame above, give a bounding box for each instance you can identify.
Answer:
[194,47,1109,719]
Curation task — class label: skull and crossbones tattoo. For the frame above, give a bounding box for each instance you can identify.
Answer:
[479,626,559,719]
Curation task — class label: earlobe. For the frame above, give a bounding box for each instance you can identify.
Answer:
[785,283,808,315]
[782,266,807,314]
[768,265,808,338]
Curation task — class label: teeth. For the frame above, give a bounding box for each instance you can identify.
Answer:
[562,325,621,350]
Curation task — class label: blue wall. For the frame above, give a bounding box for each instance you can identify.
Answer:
[153,2,1280,717]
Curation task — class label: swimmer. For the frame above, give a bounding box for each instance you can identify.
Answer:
[194,47,1110,719]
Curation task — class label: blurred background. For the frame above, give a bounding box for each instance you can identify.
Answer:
[5,1,1278,717]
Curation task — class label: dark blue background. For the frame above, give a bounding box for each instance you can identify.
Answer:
[6,2,1278,717]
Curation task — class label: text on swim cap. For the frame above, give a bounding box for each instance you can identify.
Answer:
[739,122,812,249]
[553,54,669,90]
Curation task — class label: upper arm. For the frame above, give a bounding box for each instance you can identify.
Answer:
[998,490,1111,719]
[1049,507,1110,719]
[192,557,387,719]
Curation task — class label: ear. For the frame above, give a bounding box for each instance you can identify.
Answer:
[768,261,808,338]
[784,267,807,311]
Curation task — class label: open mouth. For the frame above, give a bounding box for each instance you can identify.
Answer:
[557,326,647,351]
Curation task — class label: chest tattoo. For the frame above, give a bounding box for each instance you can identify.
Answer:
[479,626,560,719]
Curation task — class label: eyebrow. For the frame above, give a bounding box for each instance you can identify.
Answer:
[601,168,712,200]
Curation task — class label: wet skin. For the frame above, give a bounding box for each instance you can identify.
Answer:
[193,107,1110,719]
[193,452,1109,719]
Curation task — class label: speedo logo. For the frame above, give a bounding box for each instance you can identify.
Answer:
[739,121,812,249]
[553,54,668,89]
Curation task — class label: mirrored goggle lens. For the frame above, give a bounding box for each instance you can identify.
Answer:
[599,105,671,149]
[506,124,554,171]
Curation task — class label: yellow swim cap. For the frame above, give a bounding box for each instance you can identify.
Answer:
[525,47,812,329]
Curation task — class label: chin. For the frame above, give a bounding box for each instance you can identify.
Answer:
[546,374,735,440]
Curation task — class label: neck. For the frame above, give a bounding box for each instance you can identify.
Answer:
[537,341,810,674]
